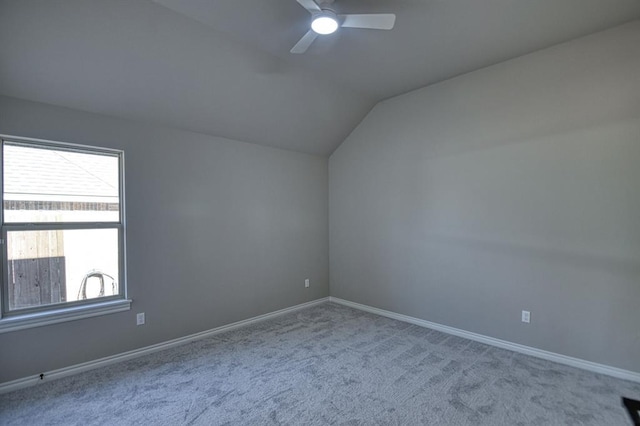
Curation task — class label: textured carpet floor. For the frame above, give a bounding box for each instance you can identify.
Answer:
[1,303,639,425]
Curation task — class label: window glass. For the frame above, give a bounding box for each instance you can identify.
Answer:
[6,229,119,310]
[3,144,119,223]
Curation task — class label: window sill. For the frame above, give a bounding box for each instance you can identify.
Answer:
[0,299,132,334]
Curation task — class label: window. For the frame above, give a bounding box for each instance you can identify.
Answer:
[0,136,129,332]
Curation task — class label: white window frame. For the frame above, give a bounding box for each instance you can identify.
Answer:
[0,135,130,333]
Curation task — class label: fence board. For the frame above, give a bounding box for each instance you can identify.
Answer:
[8,257,66,310]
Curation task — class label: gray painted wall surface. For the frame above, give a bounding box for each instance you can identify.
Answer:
[329,22,640,372]
[0,96,328,383]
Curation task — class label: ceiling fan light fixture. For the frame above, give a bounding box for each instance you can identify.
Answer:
[291,0,396,54]
[311,12,339,35]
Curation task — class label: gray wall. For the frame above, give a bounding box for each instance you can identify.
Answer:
[329,21,640,372]
[0,96,328,383]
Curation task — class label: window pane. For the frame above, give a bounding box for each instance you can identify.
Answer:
[6,228,119,311]
[3,143,119,223]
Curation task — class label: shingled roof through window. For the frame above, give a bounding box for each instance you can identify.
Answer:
[3,144,119,203]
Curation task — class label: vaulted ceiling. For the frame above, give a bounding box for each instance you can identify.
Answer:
[1,0,639,155]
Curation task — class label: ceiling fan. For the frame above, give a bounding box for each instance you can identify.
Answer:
[291,0,396,54]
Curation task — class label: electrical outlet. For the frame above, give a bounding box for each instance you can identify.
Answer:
[305,278,310,288]
[136,312,145,326]
[521,310,530,323]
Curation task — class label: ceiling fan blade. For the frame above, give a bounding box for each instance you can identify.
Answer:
[339,14,396,30]
[290,30,319,54]
[296,0,321,13]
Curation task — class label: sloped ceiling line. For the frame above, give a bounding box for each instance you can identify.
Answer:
[1,0,638,155]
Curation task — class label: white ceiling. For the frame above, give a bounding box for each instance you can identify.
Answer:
[1,1,639,155]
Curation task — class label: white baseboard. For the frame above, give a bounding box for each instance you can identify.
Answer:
[329,296,640,383]
[4,295,637,394]
[0,297,329,395]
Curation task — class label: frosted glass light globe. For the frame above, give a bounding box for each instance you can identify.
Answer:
[312,14,338,35]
